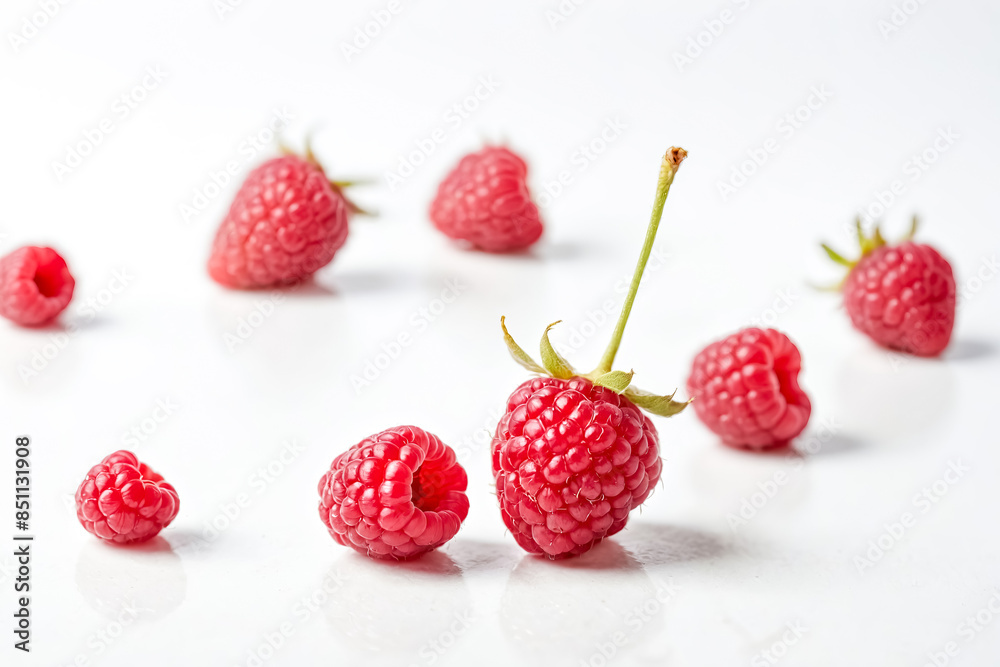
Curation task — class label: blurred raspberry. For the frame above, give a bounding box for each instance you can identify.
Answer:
[429,146,543,252]
[0,246,74,326]
[208,154,351,288]
[843,241,955,356]
[687,327,811,450]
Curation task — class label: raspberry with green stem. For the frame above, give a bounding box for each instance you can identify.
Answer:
[491,148,690,559]
[820,215,956,356]
[501,147,690,414]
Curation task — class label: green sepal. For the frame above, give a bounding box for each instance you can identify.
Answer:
[592,370,635,394]
[329,179,374,188]
[821,244,852,267]
[500,317,546,375]
[855,216,888,255]
[278,137,370,216]
[623,386,690,417]
[821,215,916,291]
[540,321,575,380]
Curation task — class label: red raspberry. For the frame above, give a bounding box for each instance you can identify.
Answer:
[492,377,661,559]
[317,426,469,560]
[823,219,956,356]
[429,146,543,252]
[0,246,75,326]
[843,242,955,356]
[75,451,180,544]
[493,148,690,559]
[687,328,812,451]
[208,154,351,288]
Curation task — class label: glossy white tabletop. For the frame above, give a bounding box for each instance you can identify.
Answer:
[1,1,998,665]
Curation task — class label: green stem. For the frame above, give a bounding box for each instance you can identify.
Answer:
[593,148,686,375]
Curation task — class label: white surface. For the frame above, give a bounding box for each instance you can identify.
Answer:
[2,1,999,665]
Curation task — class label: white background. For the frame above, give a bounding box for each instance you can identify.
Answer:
[2,0,999,665]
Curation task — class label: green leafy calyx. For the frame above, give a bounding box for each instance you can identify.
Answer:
[498,147,691,420]
[820,215,920,290]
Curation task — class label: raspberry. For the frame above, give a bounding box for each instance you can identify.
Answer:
[208,154,351,288]
[824,219,956,356]
[687,328,812,450]
[844,242,955,356]
[493,148,690,559]
[492,377,661,558]
[429,146,543,252]
[75,451,179,544]
[0,246,75,326]
[317,425,469,560]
